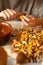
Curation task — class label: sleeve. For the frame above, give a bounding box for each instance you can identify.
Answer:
[0,0,3,11]
[14,0,34,15]
[31,0,43,18]
[0,0,10,11]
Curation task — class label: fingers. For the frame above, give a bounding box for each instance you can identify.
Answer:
[11,9,16,14]
[6,9,15,19]
[3,10,11,20]
[22,19,28,26]
[11,9,17,18]
[23,16,30,23]
[0,9,16,20]
[22,16,30,26]
[0,11,8,20]
[22,16,36,26]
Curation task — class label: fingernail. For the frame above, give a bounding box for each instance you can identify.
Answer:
[23,16,30,21]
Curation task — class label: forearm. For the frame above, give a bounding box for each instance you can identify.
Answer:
[38,18,43,26]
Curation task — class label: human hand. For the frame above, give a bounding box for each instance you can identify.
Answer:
[21,15,41,26]
[0,9,17,20]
